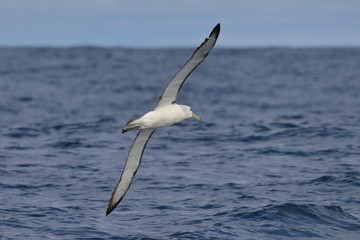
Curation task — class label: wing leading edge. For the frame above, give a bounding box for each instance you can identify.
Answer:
[156,23,220,108]
[106,129,156,216]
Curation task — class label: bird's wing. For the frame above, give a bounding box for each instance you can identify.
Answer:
[156,23,220,108]
[106,128,156,215]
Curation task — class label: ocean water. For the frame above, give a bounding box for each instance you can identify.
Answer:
[0,47,359,240]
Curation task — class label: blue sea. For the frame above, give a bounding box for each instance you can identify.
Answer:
[1,47,360,240]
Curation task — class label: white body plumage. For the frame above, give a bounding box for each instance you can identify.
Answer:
[122,104,201,132]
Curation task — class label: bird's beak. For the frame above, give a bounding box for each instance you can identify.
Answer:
[192,113,202,121]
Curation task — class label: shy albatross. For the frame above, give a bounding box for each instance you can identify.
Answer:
[106,23,220,216]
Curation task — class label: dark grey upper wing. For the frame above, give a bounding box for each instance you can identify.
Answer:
[156,23,220,108]
[106,129,156,216]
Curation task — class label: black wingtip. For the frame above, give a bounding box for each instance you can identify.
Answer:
[106,199,119,216]
[106,201,113,216]
[210,23,221,39]
[106,209,111,216]
[106,206,113,216]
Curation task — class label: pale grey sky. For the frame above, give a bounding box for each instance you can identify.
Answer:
[1,0,360,47]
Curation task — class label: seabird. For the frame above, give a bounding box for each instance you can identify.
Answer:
[106,23,220,216]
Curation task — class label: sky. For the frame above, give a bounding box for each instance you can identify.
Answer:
[0,0,360,47]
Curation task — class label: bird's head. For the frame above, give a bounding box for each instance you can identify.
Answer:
[181,105,201,121]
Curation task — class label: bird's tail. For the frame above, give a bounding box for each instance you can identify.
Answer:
[122,118,141,133]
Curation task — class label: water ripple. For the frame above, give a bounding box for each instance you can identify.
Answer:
[1,47,360,239]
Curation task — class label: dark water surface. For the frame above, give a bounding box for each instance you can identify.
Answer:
[1,47,360,239]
